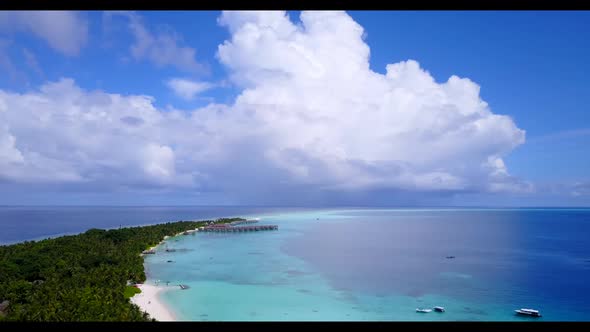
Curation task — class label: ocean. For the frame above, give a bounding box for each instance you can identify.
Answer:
[0,206,305,245]
[2,206,590,321]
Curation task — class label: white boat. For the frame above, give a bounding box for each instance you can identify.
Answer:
[434,306,445,312]
[416,308,432,313]
[515,308,541,317]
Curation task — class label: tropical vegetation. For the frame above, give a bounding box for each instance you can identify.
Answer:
[0,217,243,321]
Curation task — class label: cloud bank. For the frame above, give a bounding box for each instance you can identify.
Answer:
[0,11,529,204]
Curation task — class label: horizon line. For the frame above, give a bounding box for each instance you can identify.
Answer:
[1,205,589,209]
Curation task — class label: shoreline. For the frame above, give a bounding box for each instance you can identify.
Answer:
[141,227,203,255]
[130,283,177,321]
[132,221,238,321]
[133,232,186,321]
[133,229,201,321]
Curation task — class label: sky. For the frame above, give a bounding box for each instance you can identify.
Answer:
[0,10,589,206]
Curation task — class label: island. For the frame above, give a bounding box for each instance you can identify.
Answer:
[0,217,245,321]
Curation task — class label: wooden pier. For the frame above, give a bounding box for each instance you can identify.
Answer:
[202,224,278,232]
[229,219,259,226]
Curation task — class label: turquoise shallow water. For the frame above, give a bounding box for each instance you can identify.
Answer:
[143,209,590,321]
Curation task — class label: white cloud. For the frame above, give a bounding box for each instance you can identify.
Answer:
[0,78,194,186]
[215,11,527,194]
[166,78,214,100]
[571,182,590,197]
[0,11,530,203]
[0,11,87,56]
[141,143,176,182]
[105,12,205,73]
[0,130,24,165]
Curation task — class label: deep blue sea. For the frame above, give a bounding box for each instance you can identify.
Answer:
[2,206,590,321]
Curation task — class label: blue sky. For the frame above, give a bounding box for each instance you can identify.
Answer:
[0,11,589,206]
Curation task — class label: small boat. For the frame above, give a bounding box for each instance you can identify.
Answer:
[515,308,541,317]
[434,306,445,312]
[446,256,455,259]
[416,308,432,313]
[179,284,190,290]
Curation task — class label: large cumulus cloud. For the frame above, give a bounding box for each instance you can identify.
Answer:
[0,11,530,204]
[216,11,529,194]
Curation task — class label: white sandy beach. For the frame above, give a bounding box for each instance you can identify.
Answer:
[130,284,177,321]
[132,228,204,320]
